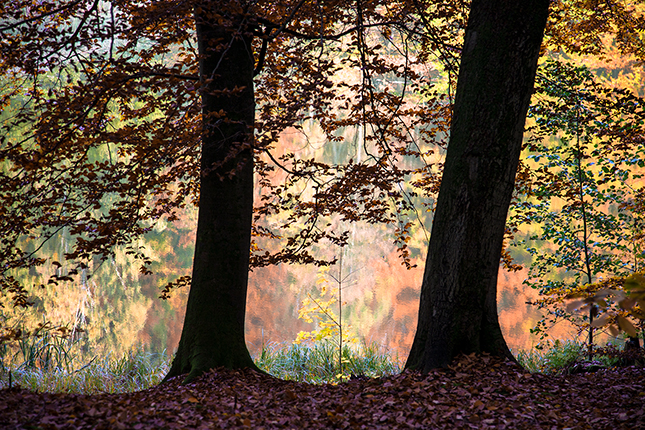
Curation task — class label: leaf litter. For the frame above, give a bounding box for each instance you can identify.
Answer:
[1,353,643,429]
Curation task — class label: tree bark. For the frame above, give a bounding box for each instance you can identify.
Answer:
[165,4,259,383]
[406,0,550,372]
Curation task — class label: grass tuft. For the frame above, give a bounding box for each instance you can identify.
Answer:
[514,338,628,374]
[254,340,401,383]
[1,346,170,394]
[1,335,400,392]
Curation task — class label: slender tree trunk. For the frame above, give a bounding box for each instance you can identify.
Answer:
[406,0,550,373]
[165,4,259,383]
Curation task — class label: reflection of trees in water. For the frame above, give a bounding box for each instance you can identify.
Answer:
[140,221,580,359]
[245,245,564,361]
[3,235,151,361]
[5,120,583,362]
[8,200,577,362]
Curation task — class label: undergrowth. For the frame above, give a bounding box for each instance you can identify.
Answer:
[1,334,642,394]
[514,338,634,374]
[254,341,402,384]
[0,336,400,393]
[1,345,170,394]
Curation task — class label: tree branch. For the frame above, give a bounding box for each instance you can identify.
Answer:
[0,0,84,33]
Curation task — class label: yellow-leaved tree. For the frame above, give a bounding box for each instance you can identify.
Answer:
[295,254,358,379]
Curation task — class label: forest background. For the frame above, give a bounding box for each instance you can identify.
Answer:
[1,0,645,368]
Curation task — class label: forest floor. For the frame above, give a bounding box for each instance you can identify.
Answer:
[0,353,643,429]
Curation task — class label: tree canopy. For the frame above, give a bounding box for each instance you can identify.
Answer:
[0,0,463,309]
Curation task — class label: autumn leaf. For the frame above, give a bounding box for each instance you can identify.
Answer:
[616,315,638,338]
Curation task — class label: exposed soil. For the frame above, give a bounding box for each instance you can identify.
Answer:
[1,354,643,429]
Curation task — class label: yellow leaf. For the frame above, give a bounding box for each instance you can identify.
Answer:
[597,299,608,309]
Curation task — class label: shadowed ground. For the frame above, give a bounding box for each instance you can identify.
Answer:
[1,354,643,429]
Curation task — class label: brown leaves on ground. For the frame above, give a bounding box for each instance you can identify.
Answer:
[1,354,643,429]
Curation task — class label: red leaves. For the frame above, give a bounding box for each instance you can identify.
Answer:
[1,0,460,302]
[2,354,644,428]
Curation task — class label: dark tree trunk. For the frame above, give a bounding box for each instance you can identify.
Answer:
[165,5,259,383]
[406,0,550,372]
[626,336,640,351]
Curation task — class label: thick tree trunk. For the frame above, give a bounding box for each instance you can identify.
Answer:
[406,0,550,372]
[165,5,259,383]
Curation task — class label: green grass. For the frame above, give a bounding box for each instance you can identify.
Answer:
[0,324,171,393]
[2,333,639,394]
[1,346,171,394]
[514,338,624,374]
[254,340,402,384]
[0,336,400,392]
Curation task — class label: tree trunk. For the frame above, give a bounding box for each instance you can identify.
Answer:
[406,0,550,373]
[165,5,259,383]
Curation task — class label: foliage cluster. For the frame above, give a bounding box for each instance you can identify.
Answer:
[567,272,645,338]
[511,58,645,348]
[0,0,466,314]
[294,267,357,348]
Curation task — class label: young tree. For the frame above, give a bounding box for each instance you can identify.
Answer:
[514,60,645,351]
[406,0,550,372]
